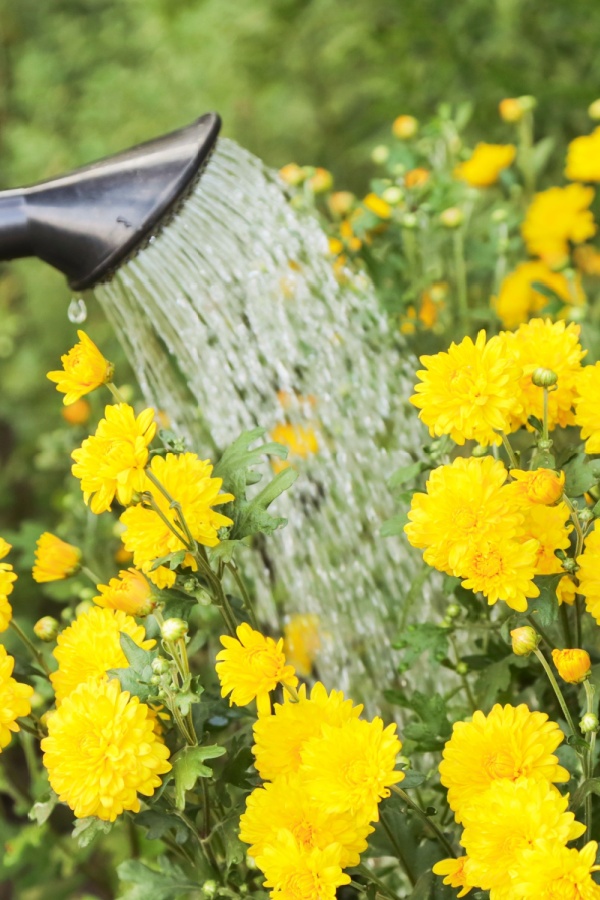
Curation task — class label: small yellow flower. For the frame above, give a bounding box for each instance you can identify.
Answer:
[71,404,157,514]
[508,468,565,505]
[510,625,539,657]
[411,330,523,446]
[328,191,355,217]
[578,523,600,624]
[94,568,155,617]
[503,318,586,432]
[461,778,585,894]
[283,614,321,678]
[418,284,446,328]
[392,115,418,139]
[454,143,516,187]
[494,260,584,329]
[271,422,319,474]
[279,163,305,186]
[300,716,403,823]
[41,677,171,821]
[255,831,350,900]
[522,184,596,263]
[240,772,372,868]
[432,856,472,898]
[216,623,298,716]
[439,703,569,822]
[363,192,392,219]
[404,167,429,189]
[51,605,155,703]
[459,535,539,612]
[0,645,34,750]
[120,452,233,588]
[499,98,525,123]
[253,682,363,782]
[552,648,591,684]
[61,398,91,425]
[47,330,114,405]
[566,127,600,183]
[0,539,16,633]
[575,362,600,453]
[307,168,333,194]
[32,533,81,583]
[557,574,577,607]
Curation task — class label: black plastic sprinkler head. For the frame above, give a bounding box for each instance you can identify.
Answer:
[0,112,221,290]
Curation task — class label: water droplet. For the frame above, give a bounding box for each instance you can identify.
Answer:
[67,297,88,323]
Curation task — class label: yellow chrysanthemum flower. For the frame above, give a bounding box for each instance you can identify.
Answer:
[577,523,600,624]
[405,457,521,575]
[575,362,600,453]
[454,143,516,187]
[51,606,155,703]
[411,331,523,446]
[239,773,372,868]
[256,830,350,900]
[495,260,586,329]
[32,533,81,583]
[299,717,403,823]
[517,502,572,576]
[461,778,585,894]
[0,538,16,633]
[0,645,34,750]
[283,614,321,678]
[253,682,363,782]
[552,648,591,684]
[47,330,114,405]
[41,677,171,821]
[521,184,596,262]
[216,623,298,716]
[271,422,319,474]
[459,535,539,612]
[93,568,155,617]
[439,703,569,822]
[557,574,577,607]
[508,468,565,505]
[566,127,600,183]
[503,318,586,431]
[512,840,600,898]
[432,857,472,898]
[120,452,234,588]
[71,404,157,514]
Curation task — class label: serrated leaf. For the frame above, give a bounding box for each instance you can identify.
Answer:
[212,814,246,870]
[119,632,158,671]
[208,540,237,564]
[381,512,409,537]
[117,857,199,900]
[474,656,513,708]
[564,453,600,497]
[29,791,58,825]
[231,467,298,540]
[214,428,288,499]
[135,810,189,844]
[529,574,561,627]
[107,666,154,702]
[172,744,225,809]
[174,675,203,716]
[72,816,113,848]
[388,461,422,490]
[392,623,449,669]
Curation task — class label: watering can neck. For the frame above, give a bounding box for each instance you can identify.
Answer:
[0,112,221,290]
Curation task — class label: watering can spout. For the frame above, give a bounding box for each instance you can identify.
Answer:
[0,112,221,291]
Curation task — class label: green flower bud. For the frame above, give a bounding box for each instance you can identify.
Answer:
[371,144,390,165]
[74,600,93,618]
[402,213,418,229]
[203,880,218,897]
[33,616,60,642]
[161,618,188,642]
[491,208,508,223]
[151,656,171,676]
[446,604,461,619]
[531,367,558,388]
[440,207,464,229]
[510,625,539,657]
[580,713,599,734]
[381,186,404,206]
[455,661,469,675]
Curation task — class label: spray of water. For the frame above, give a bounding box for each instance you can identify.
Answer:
[93,139,436,710]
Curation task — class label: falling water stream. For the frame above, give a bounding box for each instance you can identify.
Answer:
[93,138,437,711]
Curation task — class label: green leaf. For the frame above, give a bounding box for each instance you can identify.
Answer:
[475,656,513,708]
[388,461,422,490]
[564,453,600,496]
[208,540,237,564]
[119,632,158,671]
[530,280,564,304]
[107,666,154,702]
[392,623,449,671]
[408,872,434,900]
[212,813,246,870]
[385,690,451,751]
[172,744,225,810]
[381,512,409,537]
[400,770,426,790]
[530,135,556,176]
[72,816,113,848]
[214,428,288,497]
[135,810,189,844]
[117,857,199,900]
[28,791,58,826]
[529,574,561,627]
[174,674,204,716]
[231,467,298,540]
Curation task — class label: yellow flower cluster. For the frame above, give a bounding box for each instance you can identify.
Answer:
[494,260,584,329]
[454,143,516,188]
[521,183,596,263]
[405,456,570,611]
[0,644,34,751]
[0,538,16,632]
[434,704,600,897]
[216,628,403,899]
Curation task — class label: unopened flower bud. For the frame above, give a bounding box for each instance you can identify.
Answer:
[74,600,93,618]
[446,603,461,619]
[161,618,188,642]
[279,163,305,187]
[511,626,539,657]
[402,213,418,229]
[471,444,489,458]
[307,167,333,194]
[150,674,161,686]
[531,367,558,388]
[203,880,218,897]
[491,208,508,223]
[552,648,591,684]
[499,98,525,123]
[440,207,464,229]
[440,617,453,629]
[196,588,213,607]
[456,661,468,675]
[371,144,390,165]
[328,191,355,217]
[33,616,59,642]
[151,656,171,676]
[580,713,599,734]
[562,557,578,574]
[381,186,404,205]
[579,508,594,525]
[517,95,537,112]
[392,115,419,140]
[589,99,600,121]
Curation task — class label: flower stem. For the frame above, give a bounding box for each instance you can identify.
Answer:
[453,229,468,331]
[81,565,102,586]
[584,679,597,841]
[533,647,579,740]
[226,561,259,630]
[106,382,128,404]
[9,620,51,678]
[390,785,456,858]
[562,494,586,559]
[501,433,519,470]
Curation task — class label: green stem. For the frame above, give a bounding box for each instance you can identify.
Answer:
[501,433,519,470]
[534,647,579,741]
[584,679,597,842]
[106,382,128,404]
[518,109,535,200]
[542,387,549,445]
[225,562,259,629]
[9,620,51,678]
[453,229,468,331]
[143,492,191,550]
[391,785,456,859]
[356,862,403,899]
[449,635,476,712]
[145,469,197,551]
[562,494,586,560]
[195,549,237,635]
[575,595,583,650]
[526,615,557,652]
[559,602,573,650]
[81,565,102,586]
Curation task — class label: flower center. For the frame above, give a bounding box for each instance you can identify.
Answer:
[472,547,503,578]
[292,819,315,849]
[483,749,519,780]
